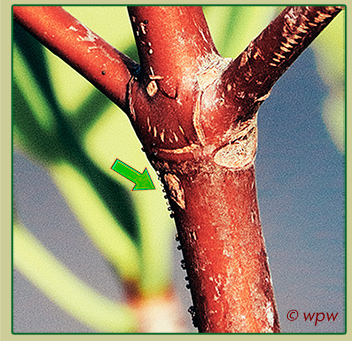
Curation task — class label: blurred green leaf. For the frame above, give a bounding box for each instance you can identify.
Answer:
[13,45,56,134]
[14,220,139,332]
[204,6,280,58]
[312,10,345,154]
[13,79,59,162]
[49,161,141,282]
[14,16,143,244]
[83,104,174,295]
[13,5,174,302]
[13,22,61,111]
[313,11,345,88]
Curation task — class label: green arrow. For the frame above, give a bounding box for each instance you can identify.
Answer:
[111,159,155,191]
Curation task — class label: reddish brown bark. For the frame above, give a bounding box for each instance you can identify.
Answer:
[170,163,279,332]
[125,6,341,332]
[126,6,280,332]
[13,5,343,333]
[126,6,220,153]
[223,6,343,110]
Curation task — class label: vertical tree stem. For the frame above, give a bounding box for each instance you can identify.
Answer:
[161,157,280,332]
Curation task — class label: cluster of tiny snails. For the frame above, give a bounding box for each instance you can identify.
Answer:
[176,231,198,327]
[141,144,198,327]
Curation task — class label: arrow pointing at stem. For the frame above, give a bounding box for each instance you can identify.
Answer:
[111,159,155,191]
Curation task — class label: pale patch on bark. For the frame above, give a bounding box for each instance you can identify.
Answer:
[196,68,219,91]
[214,117,258,170]
[193,55,233,146]
[149,75,164,80]
[252,46,265,61]
[255,90,271,103]
[199,27,209,44]
[239,51,248,68]
[164,173,186,209]
[157,143,202,156]
[147,80,158,97]
[196,53,232,91]
[128,80,136,121]
[193,93,206,146]
[280,45,291,53]
[173,132,179,142]
[178,125,185,135]
[67,26,78,32]
[139,22,147,35]
[265,302,275,329]
[160,129,165,142]
[314,10,332,23]
[146,116,152,133]
[76,22,99,42]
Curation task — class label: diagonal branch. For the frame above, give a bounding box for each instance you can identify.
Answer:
[13,6,138,113]
[220,6,343,121]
